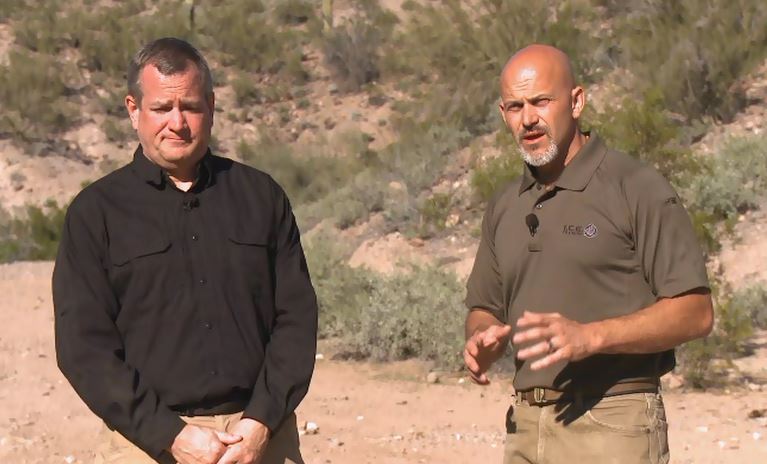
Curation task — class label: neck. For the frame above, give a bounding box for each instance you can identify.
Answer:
[535,131,588,185]
[167,165,199,192]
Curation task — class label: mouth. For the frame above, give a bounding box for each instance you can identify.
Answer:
[521,131,546,144]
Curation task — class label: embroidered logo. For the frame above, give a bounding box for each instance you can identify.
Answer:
[562,223,599,238]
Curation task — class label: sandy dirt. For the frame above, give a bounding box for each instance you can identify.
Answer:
[0,261,766,464]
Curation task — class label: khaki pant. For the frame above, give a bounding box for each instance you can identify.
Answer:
[504,392,669,464]
[94,412,303,464]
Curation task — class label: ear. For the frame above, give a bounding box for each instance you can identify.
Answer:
[571,86,586,119]
[498,100,508,126]
[125,95,140,130]
[208,91,216,127]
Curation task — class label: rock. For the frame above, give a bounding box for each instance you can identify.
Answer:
[747,408,767,419]
[696,426,709,433]
[426,372,440,384]
[300,421,319,435]
[315,354,325,361]
[328,438,343,447]
[64,456,76,464]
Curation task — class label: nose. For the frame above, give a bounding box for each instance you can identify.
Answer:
[168,107,187,132]
[521,104,538,130]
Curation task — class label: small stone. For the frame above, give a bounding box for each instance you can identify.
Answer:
[356,415,364,421]
[64,456,76,464]
[328,438,343,447]
[315,354,325,361]
[753,432,762,441]
[457,378,466,384]
[303,421,319,435]
[696,426,709,433]
[426,372,440,384]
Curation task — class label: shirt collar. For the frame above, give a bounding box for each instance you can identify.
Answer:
[130,145,215,189]
[518,132,607,195]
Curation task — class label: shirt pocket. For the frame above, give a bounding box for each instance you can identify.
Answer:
[226,227,274,296]
[107,230,173,308]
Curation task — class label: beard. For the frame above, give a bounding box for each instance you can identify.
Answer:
[517,131,560,167]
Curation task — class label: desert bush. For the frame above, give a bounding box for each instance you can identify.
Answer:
[471,135,525,202]
[320,2,396,92]
[0,51,77,141]
[729,284,767,330]
[303,233,376,338]
[238,131,370,208]
[383,0,603,135]
[350,265,466,367]
[684,134,767,222]
[272,0,316,25]
[612,0,767,122]
[584,89,700,186]
[418,193,453,238]
[677,281,756,388]
[0,200,67,263]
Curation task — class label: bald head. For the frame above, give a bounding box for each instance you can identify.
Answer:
[501,44,576,94]
[497,44,587,170]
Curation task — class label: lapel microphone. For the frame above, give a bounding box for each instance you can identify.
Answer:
[525,213,539,237]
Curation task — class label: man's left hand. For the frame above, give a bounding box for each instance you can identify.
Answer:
[512,311,597,370]
[215,418,270,464]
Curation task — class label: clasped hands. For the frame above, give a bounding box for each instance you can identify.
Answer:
[171,418,269,464]
[464,311,596,384]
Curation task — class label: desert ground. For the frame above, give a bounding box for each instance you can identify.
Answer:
[0,261,765,464]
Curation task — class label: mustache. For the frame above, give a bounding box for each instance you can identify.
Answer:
[519,126,550,139]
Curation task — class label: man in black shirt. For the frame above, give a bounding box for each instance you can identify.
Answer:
[53,37,318,464]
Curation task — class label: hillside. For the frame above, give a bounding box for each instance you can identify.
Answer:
[1,0,767,412]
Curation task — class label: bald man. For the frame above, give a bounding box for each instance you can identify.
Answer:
[463,44,713,463]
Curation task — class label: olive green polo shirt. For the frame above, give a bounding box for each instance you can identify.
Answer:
[465,134,709,391]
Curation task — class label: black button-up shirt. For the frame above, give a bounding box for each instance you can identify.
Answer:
[53,147,318,459]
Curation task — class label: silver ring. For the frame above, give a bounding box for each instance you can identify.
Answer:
[547,339,555,353]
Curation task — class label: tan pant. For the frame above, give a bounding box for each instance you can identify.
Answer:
[94,412,303,464]
[504,392,669,464]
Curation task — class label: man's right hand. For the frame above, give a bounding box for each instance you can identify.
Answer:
[171,424,242,464]
[463,324,512,385]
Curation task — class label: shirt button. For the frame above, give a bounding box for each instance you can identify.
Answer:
[535,203,543,209]
[210,370,217,376]
[191,234,199,241]
[199,278,207,285]
[203,322,212,329]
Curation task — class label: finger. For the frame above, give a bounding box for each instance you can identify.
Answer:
[463,349,481,374]
[512,327,551,345]
[214,431,243,445]
[215,445,241,464]
[529,348,567,371]
[469,371,489,385]
[515,311,554,328]
[497,324,513,338]
[515,340,552,360]
[465,337,480,357]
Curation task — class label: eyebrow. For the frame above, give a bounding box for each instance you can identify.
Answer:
[148,98,204,107]
[501,94,555,108]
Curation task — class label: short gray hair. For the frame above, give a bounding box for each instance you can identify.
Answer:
[127,37,213,106]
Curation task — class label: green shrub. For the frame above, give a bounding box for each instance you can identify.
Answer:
[0,51,77,141]
[272,0,316,25]
[471,141,524,202]
[729,284,767,330]
[383,0,603,135]
[612,0,767,122]
[584,88,700,186]
[0,200,67,263]
[320,3,396,92]
[684,134,767,222]
[350,265,466,367]
[304,233,376,339]
[418,193,453,238]
[677,280,756,388]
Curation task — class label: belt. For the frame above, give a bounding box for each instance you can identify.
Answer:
[517,380,659,406]
[171,396,249,417]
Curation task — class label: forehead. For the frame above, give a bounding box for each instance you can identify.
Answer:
[500,64,559,100]
[139,63,206,101]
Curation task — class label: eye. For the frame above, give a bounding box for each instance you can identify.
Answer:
[506,102,522,112]
[534,98,550,107]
